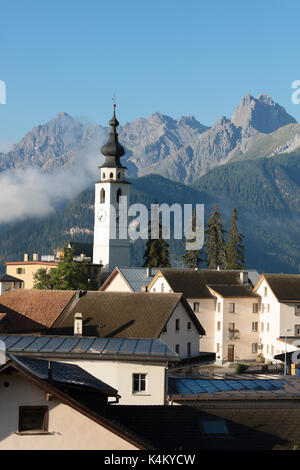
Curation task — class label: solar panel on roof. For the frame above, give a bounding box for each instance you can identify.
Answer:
[196,380,220,393]
[239,380,260,390]
[182,379,206,394]
[104,338,124,354]
[211,380,233,392]
[54,337,80,352]
[40,337,66,352]
[72,338,96,353]
[87,338,110,353]
[119,339,138,355]
[224,380,245,391]
[150,340,167,356]
[10,336,36,352]
[134,339,153,355]
[2,336,22,349]
[169,379,193,394]
[28,336,52,352]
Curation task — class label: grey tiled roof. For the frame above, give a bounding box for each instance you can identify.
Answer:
[9,354,118,396]
[118,267,159,292]
[0,335,179,361]
[0,274,23,283]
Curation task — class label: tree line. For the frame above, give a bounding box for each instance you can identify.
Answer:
[143,204,245,270]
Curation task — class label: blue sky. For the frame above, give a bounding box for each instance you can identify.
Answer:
[1,0,300,141]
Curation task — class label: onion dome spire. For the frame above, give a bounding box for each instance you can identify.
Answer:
[100,104,126,168]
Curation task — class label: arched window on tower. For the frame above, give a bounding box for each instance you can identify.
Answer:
[116,188,122,203]
[102,172,106,179]
[100,188,105,204]
[109,172,113,179]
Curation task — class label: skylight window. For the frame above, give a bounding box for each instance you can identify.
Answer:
[201,420,229,435]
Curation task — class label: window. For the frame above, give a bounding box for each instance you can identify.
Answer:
[261,303,264,313]
[187,322,191,331]
[267,304,270,313]
[216,343,220,353]
[217,321,221,331]
[217,303,221,313]
[132,374,147,394]
[100,188,105,204]
[252,322,258,332]
[102,172,106,179]
[267,323,270,332]
[109,172,113,178]
[116,188,122,203]
[175,344,180,355]
[201,420,229,435]
[193,302,200,312]
[117,172,121,179]
[295,305,300,316]
[161,283,164,292]
[264,287,268,297]
[261,322,264,333]
[271,345,274,355]
[253,303,259,313]
[175,319,180,332]
[187,342,191,357]
[16,268,25,274]
[295,325,300,336]
[229,303,235,313]
[252,343,258,353]
[266,344,269,354]
[19,407,48,434]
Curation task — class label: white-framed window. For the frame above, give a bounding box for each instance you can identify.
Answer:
[295,305,300,316]
[261,322,264,333]
[264,287,268,297]
[295,325,300,336]
[217,321,221,331]
[193,302,200,312]
[217,303,221,313]
[267,323,270,332]
[132,373,147,394]
[252,343,258,353]
[252,322,258,332]
[253,303,259,313]
[229,303,235,313]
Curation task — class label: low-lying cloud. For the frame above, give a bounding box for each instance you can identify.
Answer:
[0,149,102,224]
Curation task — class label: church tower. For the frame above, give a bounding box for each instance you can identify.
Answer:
[93,104,130,272]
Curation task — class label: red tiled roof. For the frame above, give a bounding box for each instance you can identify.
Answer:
[0,289,76,331]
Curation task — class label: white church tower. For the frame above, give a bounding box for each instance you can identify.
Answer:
[93,104,130,272]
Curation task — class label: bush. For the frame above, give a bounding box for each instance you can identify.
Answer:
[235,363,249,374]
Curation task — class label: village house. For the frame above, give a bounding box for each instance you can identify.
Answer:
[0,354,147,450]
[146,269,260,362]
[0,335,178,406]
[99,266,159,292]
[253,274,300,361]
[0,274,23,295]
[0,289,205,360]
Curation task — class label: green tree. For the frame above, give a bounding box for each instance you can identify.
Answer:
[225,207,245,270]
[143,222,171,268]
[33,243,94,290]
[204,204,226,269]
[181,208,204,268]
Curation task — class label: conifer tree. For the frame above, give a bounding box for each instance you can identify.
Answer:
[181,208,204,268]
[143,221,171,268]
[225,207,245,270]
[204,204,226,269]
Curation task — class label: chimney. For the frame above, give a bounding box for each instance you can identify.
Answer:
[141,285,147,292]
[240,271,248,284]
[146,267,152,277]
[33,253,39,261]
[24,253,29,262]
[74,312,83,336]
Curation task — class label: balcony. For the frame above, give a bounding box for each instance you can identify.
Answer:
[227,328,240,340]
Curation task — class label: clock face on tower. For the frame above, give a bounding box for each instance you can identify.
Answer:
[96,208,107,223]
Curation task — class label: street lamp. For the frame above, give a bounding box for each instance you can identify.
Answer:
[284,328,292,376]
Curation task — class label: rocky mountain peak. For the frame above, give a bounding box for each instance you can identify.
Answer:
[231,93,296,134]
